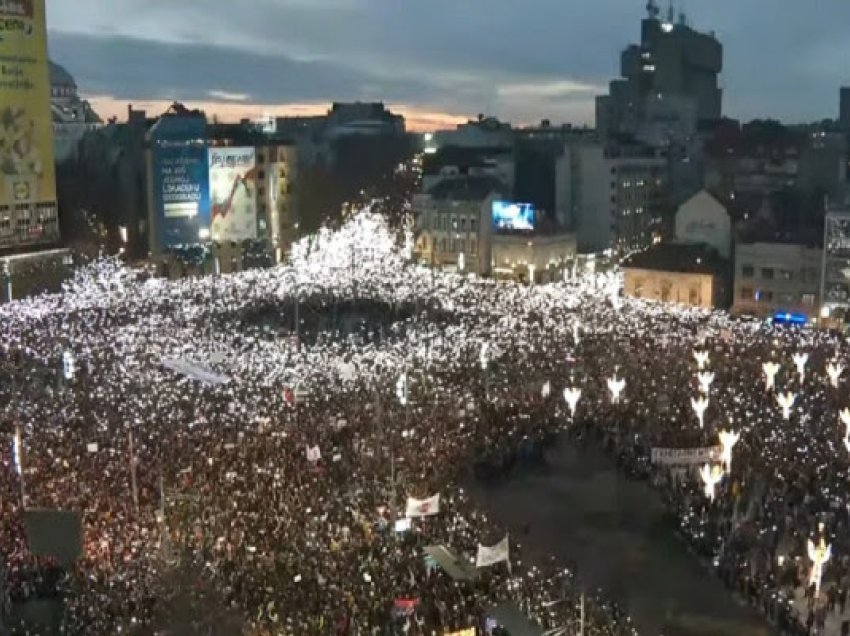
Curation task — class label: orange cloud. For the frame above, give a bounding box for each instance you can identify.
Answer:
[85,95,469,133]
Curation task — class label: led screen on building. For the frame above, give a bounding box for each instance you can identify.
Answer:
[153,141,210,247]
[0,0,56,208]
[492,201,535,232]
[209,147,258,241]
[822,212,850,308]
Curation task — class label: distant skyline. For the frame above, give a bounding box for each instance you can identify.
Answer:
[46,0,850,131]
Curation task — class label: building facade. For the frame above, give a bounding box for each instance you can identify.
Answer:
[0,0,60,253]
[840,88,850,133]
[732,242,822,319]
[674,190,731,258]
[556,143,666,253]
[596,1,722,141]
[622,243,728,309]
[50,61,102,164]
[821,210,850,324]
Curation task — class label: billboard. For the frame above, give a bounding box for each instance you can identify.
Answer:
[822,212,850,309]
[209,147,258,241]
[492,201,535,231]
[0,0,56,208]
[153,141,210,247]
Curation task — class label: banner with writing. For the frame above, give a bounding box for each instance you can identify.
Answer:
[651,445,722,466]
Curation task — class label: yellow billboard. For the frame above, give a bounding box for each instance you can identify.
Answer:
[0,0,56,207]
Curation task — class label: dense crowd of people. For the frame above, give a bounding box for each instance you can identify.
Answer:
[0,211,848,634]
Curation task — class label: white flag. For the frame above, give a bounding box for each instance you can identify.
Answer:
[476,535,510,568]
[306,445,321,463]
[405,494,440,518]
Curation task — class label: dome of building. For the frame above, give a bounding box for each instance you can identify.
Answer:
[49,61,77,89]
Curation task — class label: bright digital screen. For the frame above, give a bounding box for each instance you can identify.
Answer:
[492,201,535,231]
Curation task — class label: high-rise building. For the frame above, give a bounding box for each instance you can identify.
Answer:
[0,0,60,252]
[596,1,723,142]
[840,88,850,133]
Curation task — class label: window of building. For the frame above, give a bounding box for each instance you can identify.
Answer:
[470,240,477,255]
[802,293,816,306]
[257,170,266,179]
[460,218,467,231]
[778,269,793,281]
[470,218,478,232]
[761,267,774,280]
[741,265,754,278]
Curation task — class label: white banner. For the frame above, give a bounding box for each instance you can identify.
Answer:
[651,445,722,466]
[476,535,509,568]
[405,494,440,518]
[161,358,230,385]
[209,147,258,241]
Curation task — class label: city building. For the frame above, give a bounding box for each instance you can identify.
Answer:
[821,208,850,326]
[145,105,297,270]
[674,190,731,259]
[622,242,728,309]
[413,177,575,282]
[732,241,822,320]
[431,115,514,151]
[556,142,667,253]
[0,0,60,253]
[840,88,850,133]
[596,0,723,142]
[796,131,847,202]
[413,176,506,275]
[50,61,102,163]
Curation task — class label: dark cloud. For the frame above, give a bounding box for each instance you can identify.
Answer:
[46,0,850,125]
[46,31,442,108]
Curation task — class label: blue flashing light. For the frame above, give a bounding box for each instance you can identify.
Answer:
[772,311,806,325]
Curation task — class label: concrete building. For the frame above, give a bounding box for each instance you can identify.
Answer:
[556,142,667,253]
[622,243,728,308]
[796,132,847,202]
[840,88,850,133]
[732,241,822,319]
[674,190,731,258]
[596,1,722,142]
[413,176,505,275]
[50,61,102,164]
[490,233,577,284]
[413,176,575,282]
[432,115,514,150]
[821,209,850,324]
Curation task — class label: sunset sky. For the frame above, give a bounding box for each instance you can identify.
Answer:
[45,0,850,131]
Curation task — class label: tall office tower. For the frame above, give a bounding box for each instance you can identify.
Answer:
[596,1,723,142]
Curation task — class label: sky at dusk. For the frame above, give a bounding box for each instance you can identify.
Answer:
[45,0,850,131]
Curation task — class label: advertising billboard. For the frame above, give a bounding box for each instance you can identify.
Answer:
[492,201,535,232]
[0,0,56,208]
[822,212,850,309]
[153,141,210,247]
[209,147,258,241]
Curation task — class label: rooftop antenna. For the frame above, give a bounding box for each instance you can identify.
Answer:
[646,0,660,19]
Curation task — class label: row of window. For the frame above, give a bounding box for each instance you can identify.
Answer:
[430,215,479,233]
[740,265,819,283]
[739,287,816,306]
[423,236,478,255]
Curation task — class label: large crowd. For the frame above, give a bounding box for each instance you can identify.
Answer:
[0,211,848,635]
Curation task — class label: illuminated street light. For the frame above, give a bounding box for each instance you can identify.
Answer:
[691,396,709,429]
[826,361,844,389]
[792,352,809,384]
[607,375,625,403]
[807,536,832,596]
[693,350,710,370]
[776,392,796,421]
[563,387,581,417]
[762,362,780,391]
[699,463,724,501]
[697,371,714,394]
[718,429,740,473]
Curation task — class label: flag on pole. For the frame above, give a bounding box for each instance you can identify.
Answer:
[476,534,510,568]
[405,494,440,518]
